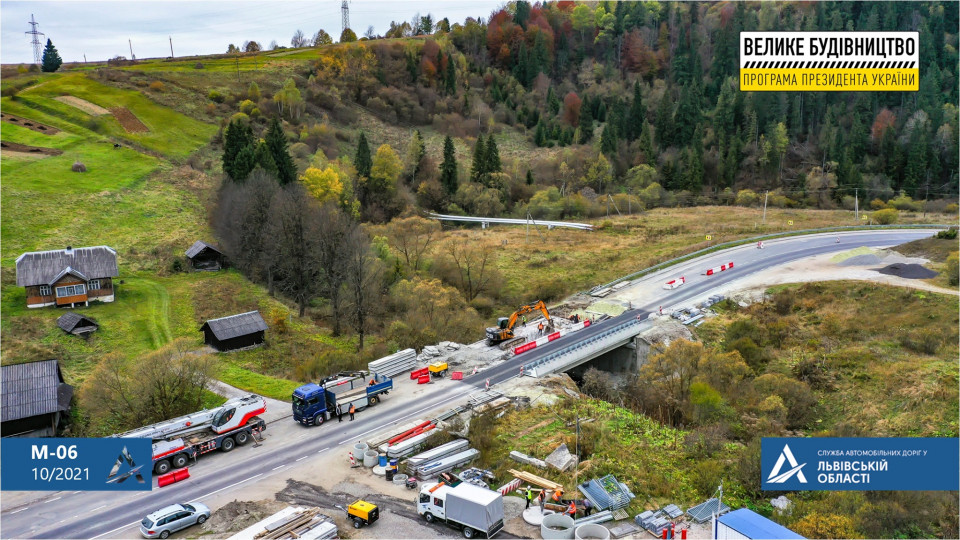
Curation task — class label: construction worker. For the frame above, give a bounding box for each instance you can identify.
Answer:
[336,404,343,423]
[537,489,546,514]
[552,488,563,503]
[566,500,577,518]
[348,403,356,421]
[582,498,593,516]
[522,315,527,325]
[538,322,544,336]
[524,486,533,509]
[369,378,375,386]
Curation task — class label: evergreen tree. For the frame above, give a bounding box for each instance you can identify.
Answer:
[547,87,561,115]
[484,135,501,174]
[265,117,297,185]
[654,95,674,148]
[254,141,279,178]
[526,169,535,185]
[233,144,257,182]
[626,81,644,141]
[673,86,700,146]
[638,123,655,164]
[684,126,704,190]
[600,124,618,156]
[439,135,458,194]
[41,39,62,72]
[444,54,457,95]
[355,132,372,178]
[534,120,547,147]
[578,104,594,144]
[222,119,253,180]
[471,134,486,182]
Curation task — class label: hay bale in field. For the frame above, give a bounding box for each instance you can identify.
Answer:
[72,160,87,172]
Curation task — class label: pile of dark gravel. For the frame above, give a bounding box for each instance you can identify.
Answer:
[874,263,938,279]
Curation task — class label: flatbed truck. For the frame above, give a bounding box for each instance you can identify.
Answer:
[293,371,393,426]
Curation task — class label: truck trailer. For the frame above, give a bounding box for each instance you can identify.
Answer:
[293,371,392,426]
[112,394,267,475]
[418,481,504,538]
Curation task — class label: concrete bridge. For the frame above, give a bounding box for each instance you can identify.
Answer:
[519,310,652,378]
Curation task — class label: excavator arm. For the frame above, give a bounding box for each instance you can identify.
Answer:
[486,300,552,344]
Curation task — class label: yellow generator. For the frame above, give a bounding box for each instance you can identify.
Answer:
[347,500,379,529]
[429,361,449,377]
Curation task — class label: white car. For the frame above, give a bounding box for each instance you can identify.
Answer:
[139,502,211,539]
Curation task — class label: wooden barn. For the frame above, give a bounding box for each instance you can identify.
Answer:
[185,240,225,271]
[1,359,74,437]
[15,246,119,308]
[57,311,99,337]
[200,311,268,352]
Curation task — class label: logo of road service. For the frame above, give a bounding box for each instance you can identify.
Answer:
[767,443,807,484]
[106,446,146,484]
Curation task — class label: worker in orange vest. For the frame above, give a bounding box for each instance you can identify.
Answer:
[552,488,563,503]
[349,403,356,421]
[538,322,544,336]
[537,489,546,514]
[566,500,577,518]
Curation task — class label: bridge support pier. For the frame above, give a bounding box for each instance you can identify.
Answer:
[566,338,642,378]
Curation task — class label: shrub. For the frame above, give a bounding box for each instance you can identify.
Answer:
[900,328,943,355]
[869,198,888,210]
[204,103,216,115]
[792,513,863,539]
[208,90,224,103]
[148,81,165,92]
[947,252,959,286]
[945,203,958,214]
[194,62,204,69]
[935,227,958,240]
[735,189,759,207]
[71,160,87,172]
[170,258,184,273]
[239,99,256,115]
[871,208,898,224]
[889,194,921,211]
[267,307,289,334]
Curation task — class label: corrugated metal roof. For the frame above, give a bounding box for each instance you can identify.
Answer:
[200,311,268,341]
[686,498,731,523]
[185,240,221,259]
[1,360,73,422]
[57,312,99,333]
[16,246,118,287]
[717,509,805,539]
[578,475,635,511]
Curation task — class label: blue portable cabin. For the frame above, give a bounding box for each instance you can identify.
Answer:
[293,371,392,426]
[715,509,805,540]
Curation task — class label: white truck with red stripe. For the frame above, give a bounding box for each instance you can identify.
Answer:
[111,394,267,475]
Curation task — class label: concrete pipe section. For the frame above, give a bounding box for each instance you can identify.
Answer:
[574,523,611,540]
[522,507,556,526]
[354,442,370,454]
[541,513,576,539]
[363,450,379,467]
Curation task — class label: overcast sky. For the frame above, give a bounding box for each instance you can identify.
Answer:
[1,0,504,64]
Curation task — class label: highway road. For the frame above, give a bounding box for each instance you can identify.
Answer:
[0,228,939,539]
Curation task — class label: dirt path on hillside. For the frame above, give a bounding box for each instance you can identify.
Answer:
[0,140,63,156]
[54,95,110,115]
[110,107,149,132]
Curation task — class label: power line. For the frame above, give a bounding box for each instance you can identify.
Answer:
[342,0,350,34]
[25,14,44,66]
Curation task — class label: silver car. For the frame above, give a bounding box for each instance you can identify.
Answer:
[139,502,211,539]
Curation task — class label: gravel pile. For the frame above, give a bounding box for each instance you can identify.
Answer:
[874,263,938,279]
[839,253,884,266]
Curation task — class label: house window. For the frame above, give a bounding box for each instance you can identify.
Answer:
[39,285,51,296]
[88,279,101,291]
[55,284,86,297]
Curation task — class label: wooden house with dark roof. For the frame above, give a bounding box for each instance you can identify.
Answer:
[57,312,100,337]
[200,311,268,351]
[185,240,225,271]
[1,359,74,437]
[15,246,119,308]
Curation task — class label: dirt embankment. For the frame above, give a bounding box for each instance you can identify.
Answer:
[0,140,63,156]
[1,112,60,134]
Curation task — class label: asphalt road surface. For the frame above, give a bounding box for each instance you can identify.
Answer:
[0,228,937,539]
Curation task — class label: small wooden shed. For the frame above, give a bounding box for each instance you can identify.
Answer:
[200,311,267,352]
[56,311,99,337]
[1,359,74,437]
[185,240,225,271]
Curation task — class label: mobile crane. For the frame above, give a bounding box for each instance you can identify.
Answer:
[111,394,267,475]
[485,300,552,347]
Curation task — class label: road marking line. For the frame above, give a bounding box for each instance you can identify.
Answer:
[272,465,285,471]
[296,455,308,462]
[91,505,106,511]
[91,520,139,539]
[318,447,330,453]
[43,497,62,503]
[187,473,263,504]
[11,508,26,514]
[336,394,461,445]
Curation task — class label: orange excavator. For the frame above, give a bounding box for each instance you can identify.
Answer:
[485,300,552,346]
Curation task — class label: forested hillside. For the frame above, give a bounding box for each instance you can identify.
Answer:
[253,0,958,221]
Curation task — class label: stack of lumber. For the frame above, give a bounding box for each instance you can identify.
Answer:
[507,469,563,490]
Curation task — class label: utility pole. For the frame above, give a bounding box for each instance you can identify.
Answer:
[129,39,135,60]
[341,0,350,35]
[83,54,87,63]
[25,14,45,66]
[169,36,174,58]
[762,190,769,224]
[854,188,859,222]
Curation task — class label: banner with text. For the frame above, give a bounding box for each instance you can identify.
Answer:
[741,32,919,91]
[762,437,959,491]
[1,438,153,491]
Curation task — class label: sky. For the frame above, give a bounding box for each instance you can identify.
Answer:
[1,0,504,64]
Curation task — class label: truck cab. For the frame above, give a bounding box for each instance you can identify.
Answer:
[293,371,393,426]
[292,383,327,426]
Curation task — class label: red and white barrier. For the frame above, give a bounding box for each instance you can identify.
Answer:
[498,478,522,495]
[663,276,686,290]
[513,320,591,355]
[703,262,734,276]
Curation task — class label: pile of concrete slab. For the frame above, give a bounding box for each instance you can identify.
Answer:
[404,439,470,475]
[635,505,683,537]
[226,507,336,540]
[416,342,462,362]
[416,448,480,478]
[509,450,547,469]
[545,443,578,472]
[368,348,417,377]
